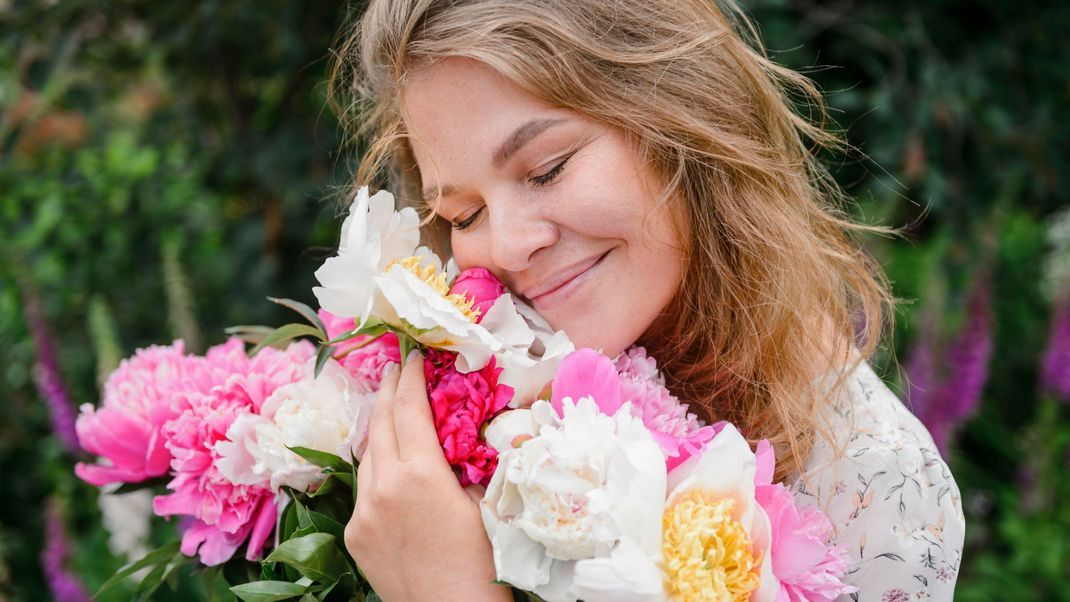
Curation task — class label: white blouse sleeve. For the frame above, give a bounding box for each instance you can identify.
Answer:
[791,361,966,602]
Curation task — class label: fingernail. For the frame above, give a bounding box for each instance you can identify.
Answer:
[382,361,399,377]
[406,348,422,364]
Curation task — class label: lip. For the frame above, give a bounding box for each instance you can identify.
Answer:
[523,250,610,309]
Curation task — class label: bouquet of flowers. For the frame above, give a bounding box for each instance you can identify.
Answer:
[76,186,856,601]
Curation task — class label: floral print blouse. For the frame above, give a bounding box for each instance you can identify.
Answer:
[790,358,965,601]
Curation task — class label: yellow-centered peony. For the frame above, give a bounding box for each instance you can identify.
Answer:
[662,491,761,602]
[389,256,481,322]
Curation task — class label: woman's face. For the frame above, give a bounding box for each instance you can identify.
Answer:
[402,57,685,356]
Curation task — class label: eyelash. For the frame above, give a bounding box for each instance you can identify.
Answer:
[451,154,573,231]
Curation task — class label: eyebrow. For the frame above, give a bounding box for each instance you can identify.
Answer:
[421,117,569,203]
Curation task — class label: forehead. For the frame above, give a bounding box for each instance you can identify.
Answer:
[400,58,560,166]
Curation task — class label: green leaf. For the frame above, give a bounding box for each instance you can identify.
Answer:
[224,325,279,346]
[111,475,171,494]
[229,580,309,602]
[326,317,385,344]
[302,509,346,544]
[325,469,355,491]
[280,496,299,541]
[314,344,334,378]
[94,541,181,597]
[396,333,419,363]
[263,533,351,584]
[250,323,327,357]
[137,550,188,599]
[307,475,338,498]
[287,446,351,472]
[300,594,318,602]
[267,296,328,333]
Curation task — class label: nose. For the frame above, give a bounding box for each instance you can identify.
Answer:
[486,195,559,273]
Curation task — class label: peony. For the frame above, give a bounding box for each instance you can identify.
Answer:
[423,349,514,487]
[313,186,420,322]
[481,398,666,602]
[448,267,506,321]
[152,338,314,565]
[754,456,856,601]
[553,348,720,471]
[483,296,575,407]
[75,342,192,486]
[216,358,376,493]
[569,423,777,602]
[318,308,400,391]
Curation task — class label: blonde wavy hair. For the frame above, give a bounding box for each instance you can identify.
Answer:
[328,0,898,482]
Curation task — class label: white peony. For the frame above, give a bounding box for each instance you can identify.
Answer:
[483,295,575,407]
[481,398,666,602]
[216,359,375,492]
[313,186,420,323]
[568,423,779,602]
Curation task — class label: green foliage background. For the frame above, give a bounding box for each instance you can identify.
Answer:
[1,0,1067,599]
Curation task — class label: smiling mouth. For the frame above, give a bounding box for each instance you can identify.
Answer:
[525,250,611,307]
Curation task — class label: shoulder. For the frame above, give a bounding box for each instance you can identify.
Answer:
[789,358,966,601]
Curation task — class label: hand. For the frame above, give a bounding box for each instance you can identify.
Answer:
[344,350,512,602]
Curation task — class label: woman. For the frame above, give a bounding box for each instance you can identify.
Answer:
[332,0,965,599]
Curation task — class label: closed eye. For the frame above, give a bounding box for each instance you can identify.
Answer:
[451,206,484,231]
[530,152,575,187]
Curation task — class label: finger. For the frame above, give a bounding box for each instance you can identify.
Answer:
[463,484,486,505]
[357,449,374,502]
[392,349,443,461]
[368,362,400,473]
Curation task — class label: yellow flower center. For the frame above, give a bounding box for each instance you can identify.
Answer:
[662,491,761,602]
[389,256,481,322]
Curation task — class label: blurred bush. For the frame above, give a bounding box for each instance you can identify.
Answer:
[1,0,1067,599]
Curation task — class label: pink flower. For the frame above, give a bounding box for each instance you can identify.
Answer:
[448,267,506,322]
[75,342,191,486]
[424,349,514,486]
[612,345,662,383]
[319,309,400,390]
[552,348,720,470]
[755,444,855,602]
[153,338,314,565]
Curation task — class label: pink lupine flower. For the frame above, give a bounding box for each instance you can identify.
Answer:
[448,267,506,322]
[1041,293,1070,402]
[552,348,720,470]
[319,309,401,391]
[152,338,314,565]
[424,349,514,486]
[75,342,192,486]
[21,280,84,455]
[41,500,90,602]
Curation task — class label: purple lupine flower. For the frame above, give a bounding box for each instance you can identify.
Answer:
[41,501,91,602]
[904,315,937,422]
[1040,294,1070,402]
[19,280,82,454]
[927,278,995,453]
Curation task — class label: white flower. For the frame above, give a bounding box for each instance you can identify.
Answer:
[571,424,778,602]
[483,295,575,407]
[313,186,420,322]
[216,359,375,492]
[481,398,666,602]
[98,486,153,561]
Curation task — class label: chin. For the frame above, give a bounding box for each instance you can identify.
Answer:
[552,315,639,358]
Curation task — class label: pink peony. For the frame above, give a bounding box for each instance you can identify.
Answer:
[754,445,856,601]
[424,349,514,487]
[75,342,192,486]
[448,267,506,322]
[319,309,400,390]
[552,347,720,470]
[153,338,314,565]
